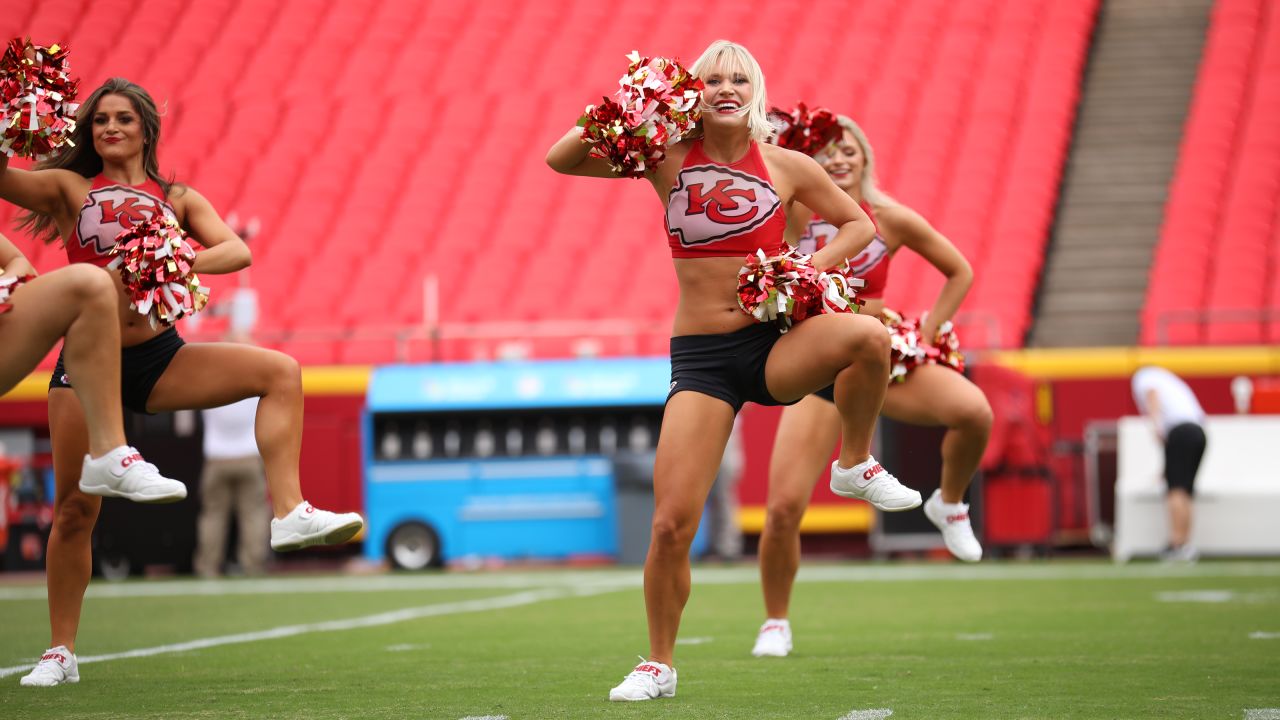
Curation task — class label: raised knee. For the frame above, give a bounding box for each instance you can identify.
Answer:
[67,265,116,303]
[863,320,891,356]
[267,351,302,390]
[843,316,889,362]
[957,398,995,434]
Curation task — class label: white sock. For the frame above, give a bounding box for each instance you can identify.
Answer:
[838,456,882,488]
[87,445,133,464]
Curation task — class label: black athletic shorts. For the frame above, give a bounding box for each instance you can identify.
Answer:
[667,323,800,413]
[1164,422,1206,494]
[49,328,185,415]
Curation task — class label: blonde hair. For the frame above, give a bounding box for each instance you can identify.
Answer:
[834,115,896,207]
[689,40,773,143]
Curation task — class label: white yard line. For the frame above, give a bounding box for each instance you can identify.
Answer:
[1249,631,1280,640]
[1245,711,1280,720]
[3,561,1278,602]
[0,587,598,679]
[1154,590,1236,603]
[839,709,893,720]
[676,636,714,645]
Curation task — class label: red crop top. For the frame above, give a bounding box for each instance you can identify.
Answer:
[796,201,891,299]
[665,140,787,259]
[68,174,178,268]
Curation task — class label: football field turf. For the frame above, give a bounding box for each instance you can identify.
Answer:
[1,561,1277,719]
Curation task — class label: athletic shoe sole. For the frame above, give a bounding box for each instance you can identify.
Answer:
[78,481,187,504]
[271,518,363,552]
[19,671,79,681]
[829,484,922,511]
[609,689,676,702]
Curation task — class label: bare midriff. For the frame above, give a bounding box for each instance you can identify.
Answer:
[115,274,168,346]
[671,255,758,336]
[55,184,174,348]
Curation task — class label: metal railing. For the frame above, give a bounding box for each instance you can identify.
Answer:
[180,278,1014,363]
[1154,307,1279,345]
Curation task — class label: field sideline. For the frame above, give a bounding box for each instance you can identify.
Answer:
[1,561,1277,719]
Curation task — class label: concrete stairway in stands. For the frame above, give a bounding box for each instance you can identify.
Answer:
[1029,0,1214,347]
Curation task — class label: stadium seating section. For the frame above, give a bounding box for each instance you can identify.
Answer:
[4,0,1097,363]
[1143,0,1280,345]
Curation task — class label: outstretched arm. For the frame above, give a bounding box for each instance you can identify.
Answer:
[1143,388,1166,442]
[545,127,630,178]
[0,156,82,220]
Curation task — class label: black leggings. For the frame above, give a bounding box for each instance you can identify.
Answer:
[49,328,185,414]
[1164,422,1206,494]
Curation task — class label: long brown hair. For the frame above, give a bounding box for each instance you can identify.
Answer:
[17,78,176,244]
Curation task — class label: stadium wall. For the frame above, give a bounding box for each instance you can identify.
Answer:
[4,345,1277,541]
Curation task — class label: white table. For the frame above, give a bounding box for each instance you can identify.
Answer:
[1113,415,1280,561]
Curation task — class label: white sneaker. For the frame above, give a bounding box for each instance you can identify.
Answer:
[751,619,792,657]
[608,657,677,701]
[829,457,922,511]
[19,646,79,687]
[78,446,186,504]
[1159,544,1199,564]
[270,501,364,552]
[924,489,983,562]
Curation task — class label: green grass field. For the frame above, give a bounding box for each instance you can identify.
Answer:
[1,561,1277,719]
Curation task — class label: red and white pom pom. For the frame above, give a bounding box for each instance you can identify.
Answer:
[768,102,841,157]
[927,319,965,373]
[0,273,34,315]
[107,214,210,329]
[0,38,79,160]
[737,248,865,332]
[578,52,704,178]
[881,308,965,382]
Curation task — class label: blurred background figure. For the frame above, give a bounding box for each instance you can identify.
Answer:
[1131,366,1206,563]
[704,415,745,562]
[193,330,271,578]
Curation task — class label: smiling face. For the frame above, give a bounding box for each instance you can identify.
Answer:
[816,129,866,193]
[699,63,754,133]
[91,94,146,164]
[689,40,772,143]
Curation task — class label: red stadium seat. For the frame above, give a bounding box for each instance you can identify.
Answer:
[1143,0,1279,345]
[4,0,1100,362]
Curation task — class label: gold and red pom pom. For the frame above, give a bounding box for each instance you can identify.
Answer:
[108,215,210,329]
[737,248,865,332]
[578,52,704,178]
[769,102,841,157]
[0,38,79,160]
[881,308,965,382]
